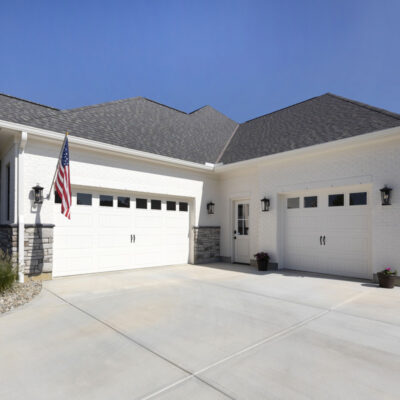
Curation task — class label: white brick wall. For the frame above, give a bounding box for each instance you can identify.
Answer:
[219,136,400,276]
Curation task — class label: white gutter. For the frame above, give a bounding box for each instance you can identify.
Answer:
[215,125,400,173]
[0,119,215,173]
[17,131,28,282]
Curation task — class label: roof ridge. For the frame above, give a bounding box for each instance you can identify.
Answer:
[216,123,240,163]
[0,92,59,111]
[64,96,142,113]
[142,97,188,115]
[326,93,400,121]
[242,94,323,124]
[189,105,209,114]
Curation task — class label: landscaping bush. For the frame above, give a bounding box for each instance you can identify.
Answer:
[0,251,17,292]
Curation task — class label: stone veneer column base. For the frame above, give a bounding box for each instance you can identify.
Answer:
[0,224,54,280]
[193,226,220,264]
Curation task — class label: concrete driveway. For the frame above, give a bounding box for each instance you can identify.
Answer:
[1,263,399,400]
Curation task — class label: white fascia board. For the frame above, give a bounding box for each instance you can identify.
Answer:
[0,119,215,173]
[215,126,400,174]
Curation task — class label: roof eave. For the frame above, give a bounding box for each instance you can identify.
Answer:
[0,119,215,173]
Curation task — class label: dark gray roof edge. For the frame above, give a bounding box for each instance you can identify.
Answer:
[241,93,400,125]
[0,92,59,111]
[326,93,400,121]
[216,124,240,164]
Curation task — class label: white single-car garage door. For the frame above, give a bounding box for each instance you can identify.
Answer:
[283,185,371,279]
[53,190,191,277]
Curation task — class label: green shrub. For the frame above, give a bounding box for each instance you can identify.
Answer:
[0,251,17,292]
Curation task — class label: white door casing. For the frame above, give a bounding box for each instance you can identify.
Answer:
[53,190,190,277]
[283,185,371,279]
[234,200,250,264]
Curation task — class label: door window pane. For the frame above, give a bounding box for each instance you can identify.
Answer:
[167,201,176,211]
[244,219,249,235]
[238,204,243,218]
[349,192,367,206]
[136,198,147,209]
[77,193,92,206]
[100,195,113,207]
[238,220,244,235]
[304,196,318,208]
[287,197,300,209]
[151,200,162,210]
[118,196,130,208]
[329,194,344,207]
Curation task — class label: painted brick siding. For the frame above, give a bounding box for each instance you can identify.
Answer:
[193,226,220,263]
[219,135,400,277]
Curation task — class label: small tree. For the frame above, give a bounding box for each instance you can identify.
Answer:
[0,250,17,292]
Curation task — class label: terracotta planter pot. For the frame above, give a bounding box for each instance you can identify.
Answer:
[377,272,396,289]
[257,259,269,271]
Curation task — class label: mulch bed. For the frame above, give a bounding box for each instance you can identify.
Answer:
[0,280,42,314]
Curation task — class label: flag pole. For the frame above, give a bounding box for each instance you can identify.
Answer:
[46,132,69,199]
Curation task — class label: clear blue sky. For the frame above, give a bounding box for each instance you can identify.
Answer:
[1,0,399,122]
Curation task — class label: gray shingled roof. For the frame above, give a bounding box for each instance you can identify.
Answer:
[219,93,400,164]
[23,96,238,164]
[0,93,59,124]
[1,92,399,165]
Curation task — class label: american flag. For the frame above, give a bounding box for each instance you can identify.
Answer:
[56,137,72,219]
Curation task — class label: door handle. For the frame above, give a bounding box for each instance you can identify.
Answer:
[320,236,322,245]
[131,234,136,243]
[323,235,326,246]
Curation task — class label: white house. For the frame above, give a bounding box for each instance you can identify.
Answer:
[0,92,399,282]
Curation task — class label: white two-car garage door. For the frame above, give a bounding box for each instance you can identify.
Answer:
[53,190,191,277]
[283,185,371,279]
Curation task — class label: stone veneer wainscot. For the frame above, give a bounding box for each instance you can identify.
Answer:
[193,226,220,264]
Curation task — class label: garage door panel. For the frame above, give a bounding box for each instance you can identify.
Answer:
[53,190,191,276]
[284,187,371,279]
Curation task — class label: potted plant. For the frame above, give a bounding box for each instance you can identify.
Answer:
[254,252,270,271]
[377,267,397,289]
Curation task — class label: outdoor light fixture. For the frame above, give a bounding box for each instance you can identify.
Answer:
[33,185,44,204]
[380,185,392,206]
[261,197,270,212]
[207,201,215,215]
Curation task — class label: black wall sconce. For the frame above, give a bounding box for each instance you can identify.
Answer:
[207,201,215,215]
[261,197,270,212]
[380,185,392,206]
[33,185,44,204]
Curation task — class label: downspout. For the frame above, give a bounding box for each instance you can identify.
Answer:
[17,131,28,282]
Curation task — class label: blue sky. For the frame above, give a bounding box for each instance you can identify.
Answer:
[0,0,399,122]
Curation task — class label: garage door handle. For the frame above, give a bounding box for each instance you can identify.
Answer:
[323,235,326,246]
[131,234,136,243]
[320,236,322,245]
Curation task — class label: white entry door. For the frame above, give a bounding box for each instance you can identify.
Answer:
[53,191,190,277]
[234,201,250,264]
[283,185,371,279]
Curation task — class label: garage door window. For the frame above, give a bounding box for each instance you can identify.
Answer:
[118,196,130,208]
[350,192,367,206]
[167,201,176,211]
[304,196,318,208]
[77,193,92,206]
[287,197,300,209]
[136,198,147,209]
[151,200,162,210]
[179,202,188,212]
[329,194,344,207]
[100,195,113,207]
